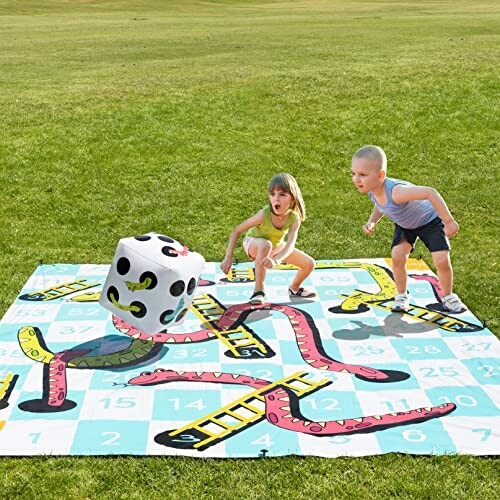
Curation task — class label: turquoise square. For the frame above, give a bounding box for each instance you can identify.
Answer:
[425,386,498,417]
[152,388,221,421]
[290,301,324,320]
[407,282,435,299]
[33,264,79,276]
[71,419,149,454]
[56,303,109,322]
[352,269,380,286]
[390,338,454,360]
[462,358,500,385]
[352,363,420,391]
[224,420,300,458]
[214,286,253,305]
[278,340,311,366]
[375,419,456,454]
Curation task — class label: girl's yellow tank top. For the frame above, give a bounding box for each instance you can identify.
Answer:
[246,205,297,248]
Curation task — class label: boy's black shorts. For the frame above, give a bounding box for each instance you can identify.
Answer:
[392,217,450,253]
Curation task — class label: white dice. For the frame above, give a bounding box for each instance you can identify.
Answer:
[99,233,205,334]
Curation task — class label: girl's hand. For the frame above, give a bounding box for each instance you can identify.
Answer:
[258,257,276,269]
[362,222,376,235]
[220,258,232,274]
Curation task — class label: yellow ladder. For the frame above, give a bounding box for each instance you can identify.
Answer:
[0,372,14,401]
[166,371,330,450]
[0,372,18,410]
[22,279,101,301]
[227,266,255,282]
[370,298,483,333]
[190,294,269,357]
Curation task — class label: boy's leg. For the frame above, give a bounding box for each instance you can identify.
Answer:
[431,250,453,297]
[391,241,412,295]
[246,238,273,294]
[283,249,315,292]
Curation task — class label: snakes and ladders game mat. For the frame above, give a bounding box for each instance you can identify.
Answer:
[0,259,498,457]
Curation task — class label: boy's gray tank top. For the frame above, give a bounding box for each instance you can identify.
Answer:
[368,178,438,229]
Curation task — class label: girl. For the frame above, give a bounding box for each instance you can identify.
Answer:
[221,173,316,305]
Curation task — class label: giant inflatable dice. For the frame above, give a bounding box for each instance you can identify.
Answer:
[99,233,205,334]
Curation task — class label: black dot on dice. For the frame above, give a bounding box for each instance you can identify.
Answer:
[116,257,130,275]
[161,246,178,257]
[158,235,175,243]
[160,310,174,325]
[107,286,119,302]
[130,301,147,318]
[140,271,158,290]
[135,235,151,242]
[170,280,185,297]
[187,277,196,295]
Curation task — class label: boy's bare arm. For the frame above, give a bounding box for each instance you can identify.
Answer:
[392,185,459,237]
[363,206,384,235]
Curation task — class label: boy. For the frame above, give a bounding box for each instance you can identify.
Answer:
[351,145,466,314]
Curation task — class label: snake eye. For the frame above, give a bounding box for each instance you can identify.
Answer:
[154,368,166,373]
[140,371,151,377]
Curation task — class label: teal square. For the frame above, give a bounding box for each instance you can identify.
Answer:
[152,388,221,421]
[289,301,324,320]
[56,303,109,322]
[278,340,310,366]
[10,390,86,420]
[71,419,149,454]
[33,264,79,276]
[390,338,454,360]
[214,286,253,305]
[425,386,498,417]
[224,420,300,458]
[352,363,420,391]
[462,358,500,385]
[375,418,456,454]
[407,282,435,299]
[352,269,380,286]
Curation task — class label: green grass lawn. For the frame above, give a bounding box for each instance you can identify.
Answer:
[0,0,498,497]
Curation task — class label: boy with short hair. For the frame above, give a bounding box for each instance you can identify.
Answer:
[351,145,465,314]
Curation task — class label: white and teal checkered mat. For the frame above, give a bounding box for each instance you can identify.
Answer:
[0,260,498,456]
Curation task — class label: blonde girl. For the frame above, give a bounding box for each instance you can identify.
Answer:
[221,173,316,304]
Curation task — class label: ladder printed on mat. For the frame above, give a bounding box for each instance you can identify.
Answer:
[166,372,330,450]
[227,266,255,282]
[0,372,18,409]
[370,298,483,333]
[190,295,270,356]
[19,279,101,301]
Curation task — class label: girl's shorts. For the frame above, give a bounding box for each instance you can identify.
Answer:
[243,236,285,260]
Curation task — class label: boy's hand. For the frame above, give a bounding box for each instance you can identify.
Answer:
[444,219,459,238]
[362,222,376,235]
[220,258,232,274]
